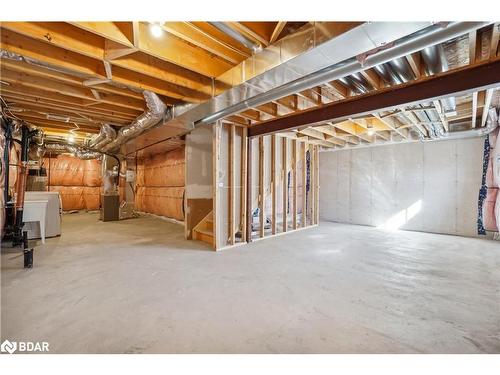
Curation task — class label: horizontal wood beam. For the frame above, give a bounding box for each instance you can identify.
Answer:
[270,22,287,44]
[248,59,500,137]
[136,22,232,78]
[162,22,246,65]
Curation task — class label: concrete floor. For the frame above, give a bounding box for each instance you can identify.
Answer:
[1,212,499,353]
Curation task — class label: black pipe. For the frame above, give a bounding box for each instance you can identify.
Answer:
[2,118,11,204]
[13,125,33,232]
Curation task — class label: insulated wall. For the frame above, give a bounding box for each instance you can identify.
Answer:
[135,146,185,221]
[44,155,102,211]
[319,137,486,237]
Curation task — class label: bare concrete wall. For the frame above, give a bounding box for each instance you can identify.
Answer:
[319,137,485,237]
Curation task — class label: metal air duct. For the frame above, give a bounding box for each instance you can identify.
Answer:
[44,143,101,160]
[421,44,457,116]
[89,124,116,151]
[197,22,487,127]
[209,22,261,52]
[102,91,168,153]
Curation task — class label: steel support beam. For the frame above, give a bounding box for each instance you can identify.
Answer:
[248,59,500,137]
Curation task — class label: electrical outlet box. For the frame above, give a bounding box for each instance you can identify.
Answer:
[125,170,136,182]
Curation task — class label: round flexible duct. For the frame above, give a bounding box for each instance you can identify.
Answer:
[44,143,101,160]
[101,91,168,153]
[89,124,116,150]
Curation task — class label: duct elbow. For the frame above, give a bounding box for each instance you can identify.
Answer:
[102,91,168,153]
[91,124,116,151]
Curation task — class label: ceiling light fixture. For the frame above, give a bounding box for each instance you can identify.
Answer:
[367,124,375,136]
[150,22,163,38]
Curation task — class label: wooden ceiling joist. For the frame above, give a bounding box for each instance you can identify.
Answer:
[134,22,233,77]
[161,22,247,65]
[1,68,146,111]
[0,58,145,101]
[1,87,140,119]
[2,96,133,125]
[270,22,287,44]
[0,25,216,102]
[227,22,271,47]
[1,21,311,138]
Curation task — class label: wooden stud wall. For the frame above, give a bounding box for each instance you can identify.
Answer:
[213,127,319,249]
[292,139,298,230]
[282,137,288,233]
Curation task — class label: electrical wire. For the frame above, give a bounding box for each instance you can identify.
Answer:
[0,96,38,129]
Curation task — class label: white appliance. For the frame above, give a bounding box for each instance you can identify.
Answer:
[23,200,48,243]
[24,192,62,239]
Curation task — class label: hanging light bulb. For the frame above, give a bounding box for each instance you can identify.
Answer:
[67,133,75,144]
[150,22,163,38]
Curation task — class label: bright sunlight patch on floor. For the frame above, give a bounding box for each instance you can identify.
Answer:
[378,200,423,231]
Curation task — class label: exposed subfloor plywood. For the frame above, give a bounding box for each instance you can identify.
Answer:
[1,213,499,353]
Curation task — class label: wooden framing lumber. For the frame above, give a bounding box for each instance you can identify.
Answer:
[271,135,277,235]
[229,124,235,245]
[314,146,320,225]
[259,136,265,238]
[246,136,253,242]
[212,121,221,250]
[282,137,288,233]
[292,139,298,230]
[241,127,248,242]
[309,144,316,225]
[471,91,478,128]
[301,142,307,228]
[270,22,287,44]
[481,89,494,127]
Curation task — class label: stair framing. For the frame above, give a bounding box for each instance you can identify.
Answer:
[192,210,214,249]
